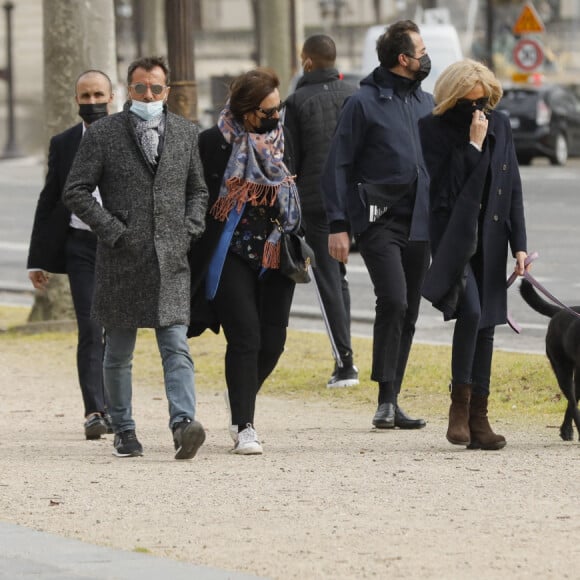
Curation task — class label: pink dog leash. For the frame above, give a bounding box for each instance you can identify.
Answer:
[506,251,580,333]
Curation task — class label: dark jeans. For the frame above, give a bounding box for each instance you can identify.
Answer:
[65,228,108,416]
[212,252,295,427]
[303,211,353,366]
[357,217,430,391]
[451,264,495,396]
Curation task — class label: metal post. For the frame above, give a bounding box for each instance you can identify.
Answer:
[1,1,22,158]
[485,0,494,72]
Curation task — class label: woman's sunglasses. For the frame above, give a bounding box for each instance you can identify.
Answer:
[255,101,285,119]
[456,97,489,109]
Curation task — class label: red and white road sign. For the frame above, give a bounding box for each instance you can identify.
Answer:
[513,38,544,71]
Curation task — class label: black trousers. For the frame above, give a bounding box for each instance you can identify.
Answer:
[451,263,495,396]
[212,252,295,427]
[356,217,430,391]
[65,228,108,416]
[303,210,353,366]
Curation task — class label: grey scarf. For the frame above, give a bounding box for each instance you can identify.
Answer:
[132,114,165,165]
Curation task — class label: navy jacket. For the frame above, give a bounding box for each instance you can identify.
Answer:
[27,123,83,273]
[419,110,527,327]
[321,67,434,240]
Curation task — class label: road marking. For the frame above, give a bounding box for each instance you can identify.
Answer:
[345,264,367,274]
[520,167,577,180]
[0,241,28,251]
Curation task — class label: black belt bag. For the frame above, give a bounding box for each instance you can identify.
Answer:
[357,182,409,223]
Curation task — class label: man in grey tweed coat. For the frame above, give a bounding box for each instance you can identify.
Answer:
[64,56,209,460]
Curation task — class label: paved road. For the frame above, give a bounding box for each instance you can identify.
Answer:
[293,159,580,354]
[1,155,580,578]
[2,156,580,354]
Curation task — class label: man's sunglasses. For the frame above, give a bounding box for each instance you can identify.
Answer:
[130,83,167,95]
[255,101,285,118]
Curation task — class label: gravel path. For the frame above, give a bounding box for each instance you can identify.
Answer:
[1,338,580,579]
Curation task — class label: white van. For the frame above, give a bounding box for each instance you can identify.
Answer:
[361,24,463,94]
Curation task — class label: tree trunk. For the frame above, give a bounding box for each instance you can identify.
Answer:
[29,0,117,323]
[166,0,198,122]
[257,0,292,98]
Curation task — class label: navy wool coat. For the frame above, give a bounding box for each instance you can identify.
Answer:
[63,109,208,328]
[418,110,527,328]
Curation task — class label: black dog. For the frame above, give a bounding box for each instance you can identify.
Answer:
[519,278,580,441]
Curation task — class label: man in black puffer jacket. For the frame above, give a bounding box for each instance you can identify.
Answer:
[284,34,358,388]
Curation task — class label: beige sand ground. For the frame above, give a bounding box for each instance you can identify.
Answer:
[1,336,580,580]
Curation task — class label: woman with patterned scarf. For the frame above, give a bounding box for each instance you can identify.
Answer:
[188,68,299,455]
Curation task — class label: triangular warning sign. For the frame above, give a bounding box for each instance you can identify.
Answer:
[513,3,545,34]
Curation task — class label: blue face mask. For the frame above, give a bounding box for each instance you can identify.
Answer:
[130,99,164,121]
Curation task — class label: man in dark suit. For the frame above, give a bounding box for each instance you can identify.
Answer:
[27,69,115,440]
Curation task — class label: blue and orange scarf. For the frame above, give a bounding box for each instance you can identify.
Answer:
[206,104,301,299]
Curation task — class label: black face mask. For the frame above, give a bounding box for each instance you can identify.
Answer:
[251,117,279,134]
[78,103,109,125]
[413,54,431,82]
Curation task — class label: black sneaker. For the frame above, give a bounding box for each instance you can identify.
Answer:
[84,414,108,440]
[326,364,359,388]
[172,418,206,460]
[113,430,143,457]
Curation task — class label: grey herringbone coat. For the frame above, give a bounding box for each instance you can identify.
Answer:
[63,109,208,328]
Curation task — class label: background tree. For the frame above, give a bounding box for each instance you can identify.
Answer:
[166,0,197,121]
[256,0,292,98]
[29,0,117,322]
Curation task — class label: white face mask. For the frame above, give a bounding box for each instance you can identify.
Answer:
[130,99,164,121]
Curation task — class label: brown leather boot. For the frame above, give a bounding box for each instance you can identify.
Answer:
[446,382,471,445]
[468,393,506,450]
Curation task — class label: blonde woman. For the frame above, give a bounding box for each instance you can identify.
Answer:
[419,59,530,450]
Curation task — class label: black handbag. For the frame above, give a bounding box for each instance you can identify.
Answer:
[279,231,316,284]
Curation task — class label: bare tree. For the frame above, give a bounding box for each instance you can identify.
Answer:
[166,0,198,121]
[30,0,117,322]
[256,0,292,97]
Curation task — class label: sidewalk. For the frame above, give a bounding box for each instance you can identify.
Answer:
[0,522,261,579]
[1,326,580,579]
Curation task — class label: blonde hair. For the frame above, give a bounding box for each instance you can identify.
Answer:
[433,58,503,116]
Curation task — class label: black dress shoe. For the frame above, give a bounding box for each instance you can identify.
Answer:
[372,403,395,429]
[394,406,426,429]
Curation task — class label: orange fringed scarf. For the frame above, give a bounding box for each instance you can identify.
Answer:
[209,104,301,272]
[210,177,280,222]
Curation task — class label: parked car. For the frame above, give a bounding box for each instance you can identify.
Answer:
[497,84,580,166]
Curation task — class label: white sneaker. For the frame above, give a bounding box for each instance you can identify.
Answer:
[231,424,263,455]
[326,364,359,388]
[223,389,237,442]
